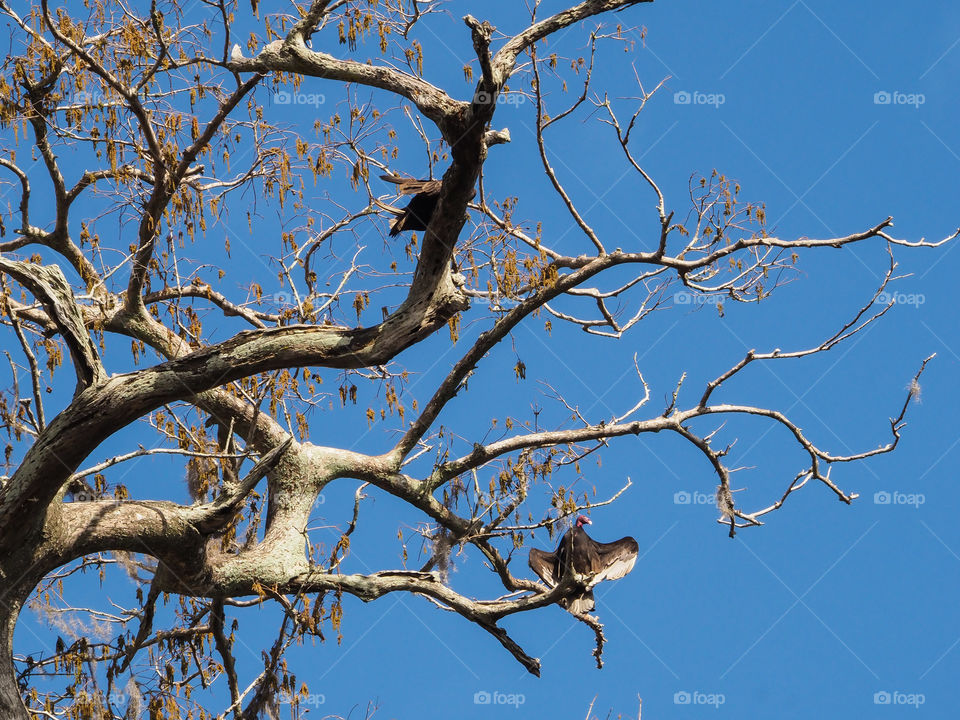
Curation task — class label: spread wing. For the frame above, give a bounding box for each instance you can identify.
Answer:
[528,547,559,587]
[588,536,638,584]
[380,174,442,196]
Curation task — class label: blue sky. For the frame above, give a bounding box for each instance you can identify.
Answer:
[300,2,959,717]
[11,1,960,717]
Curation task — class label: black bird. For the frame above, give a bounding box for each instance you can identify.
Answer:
[380,174,443,236]
[528,515,638,614]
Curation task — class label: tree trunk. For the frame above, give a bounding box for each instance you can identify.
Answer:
[0,579,29,720]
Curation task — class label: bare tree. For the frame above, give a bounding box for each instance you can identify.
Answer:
[0,1,951,717]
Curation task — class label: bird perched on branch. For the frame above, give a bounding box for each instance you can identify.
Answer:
[528,515,638,614]
[380,174,443,236]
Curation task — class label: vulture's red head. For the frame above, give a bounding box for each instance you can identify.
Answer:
[576,515,592,528]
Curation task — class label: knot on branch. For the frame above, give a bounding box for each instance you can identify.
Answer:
[484,127,512,148]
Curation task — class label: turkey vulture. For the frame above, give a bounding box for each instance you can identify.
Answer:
[528,515,638,614]
[380,174,442,236]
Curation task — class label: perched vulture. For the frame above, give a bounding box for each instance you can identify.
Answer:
[380,174,442,236]
[528,515,638,614]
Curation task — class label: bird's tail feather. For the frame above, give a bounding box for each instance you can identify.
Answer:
[561,590,595,615]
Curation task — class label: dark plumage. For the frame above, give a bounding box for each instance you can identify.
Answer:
[528,515,638,614]
[381,174,443,236]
